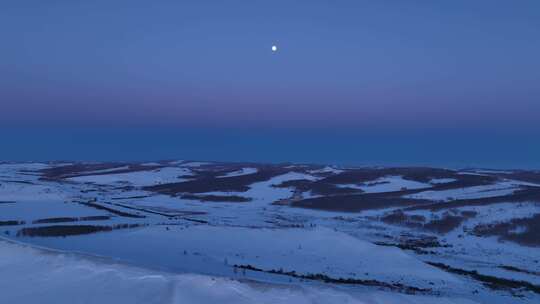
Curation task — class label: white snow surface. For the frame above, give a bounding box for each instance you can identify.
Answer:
[339,176,432,193]
[139,225,461,285]
[473,169,514,174]
[68,167,191,187]
[309,166,345,175]
[0,239,479,304]
[404,181,525,202]
[76,165,131,175]
[0,182,67,202]
[217,167,258,178]
[205,172,320,204]
[429,178,457,184]
[180,161,213,167]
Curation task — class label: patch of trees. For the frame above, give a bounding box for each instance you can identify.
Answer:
[0,220,25,226]
[180,194,252,202]
[32,216,110,224]
[428,262,540,295]
[78,201,145,218]
[233,264,430,294]
[17,223,147,237]
[471,213,540,246]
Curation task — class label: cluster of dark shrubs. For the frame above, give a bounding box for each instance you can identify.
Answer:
[17,223,147,237]
[0,220,25,226]
[111,195,150,200]
[2,180,34,185]
[32,216,110,224]
[423,214,466,234]
[79,201,145,218]
[499,265,540,276]
[80,189,98,193]
[180,194,252,203]
[471,213,540,246]
[233,264,430,294]
[428,262,540,295]
[375,235,450,255]
[461,210,478,218]
[381,210,425,228]
[381,209,477,234]
[293,194,433,212]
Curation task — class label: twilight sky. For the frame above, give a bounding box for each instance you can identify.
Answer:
[1,1,539,168]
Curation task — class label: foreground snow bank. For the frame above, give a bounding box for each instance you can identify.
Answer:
[0,239,479,304]
[0,239,357,304]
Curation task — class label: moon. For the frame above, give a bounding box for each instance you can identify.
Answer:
[271,45,278,52]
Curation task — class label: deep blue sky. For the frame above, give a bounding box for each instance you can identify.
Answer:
[1,1,539,168]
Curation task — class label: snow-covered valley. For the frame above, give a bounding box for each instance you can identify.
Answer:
[1,161,539,303]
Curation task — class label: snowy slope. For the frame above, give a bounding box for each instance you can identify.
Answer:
[0,239,480,304]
